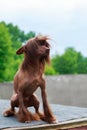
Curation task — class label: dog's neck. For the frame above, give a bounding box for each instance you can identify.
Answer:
[21,56,45,75]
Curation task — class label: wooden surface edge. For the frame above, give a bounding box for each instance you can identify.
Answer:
[2,118,87,130]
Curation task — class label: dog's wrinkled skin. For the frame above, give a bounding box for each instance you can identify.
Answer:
[3,36,57,123]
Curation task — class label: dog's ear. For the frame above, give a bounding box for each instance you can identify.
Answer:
[16,46,25,55]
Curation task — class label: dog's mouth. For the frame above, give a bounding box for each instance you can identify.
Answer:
[40,48,50,59]
[45,47,50,54]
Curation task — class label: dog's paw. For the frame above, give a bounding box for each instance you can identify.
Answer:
[16,112,31,123]
[29,112,40,121]
[25,120,31,123]
[51,119,58,124]
[17,116,31,123]
[43,116,58,124]
[3,109,15,117]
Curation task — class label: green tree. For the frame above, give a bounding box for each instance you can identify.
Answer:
[25,31,36,41]
[0,21,36,81]
[52,54,60,74]
[6,23,36,76]
[77,52,87,74]
[45,64,57,75]
[52,47,78,74]
[7,23,35,43]
[0,23,13,81]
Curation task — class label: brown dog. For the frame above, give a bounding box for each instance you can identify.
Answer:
[3,36,57,123]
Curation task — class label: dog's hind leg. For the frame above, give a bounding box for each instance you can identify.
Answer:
[3,94,18,117]
[29,94,45,120]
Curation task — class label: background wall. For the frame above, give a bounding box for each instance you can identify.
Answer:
[0,75,87,107]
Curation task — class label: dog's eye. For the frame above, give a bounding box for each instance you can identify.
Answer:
[39,41,45,46]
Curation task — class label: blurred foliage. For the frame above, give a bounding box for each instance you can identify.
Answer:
[0,21,87,82]
[45,64,57,75]
[0,23,15,82]
[0,21,35,82]
[52,47,87,74]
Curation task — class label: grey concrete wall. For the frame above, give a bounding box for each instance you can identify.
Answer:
[0,75,87,107]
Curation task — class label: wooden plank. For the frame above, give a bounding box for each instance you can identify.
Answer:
[69,126,87,130]
[3,118,87,130]
[1,100,87,130]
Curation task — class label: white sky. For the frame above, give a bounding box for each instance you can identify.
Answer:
[0,0,87,56]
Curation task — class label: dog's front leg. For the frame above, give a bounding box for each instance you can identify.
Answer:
[17,91,31,122]
[40,80,57,123]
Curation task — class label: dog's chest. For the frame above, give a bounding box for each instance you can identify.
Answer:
[21,77,41,95]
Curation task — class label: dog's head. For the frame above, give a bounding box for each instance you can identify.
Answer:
[16,36,50,64]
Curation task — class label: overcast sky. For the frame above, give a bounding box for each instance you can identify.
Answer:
[0,0,87,56]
